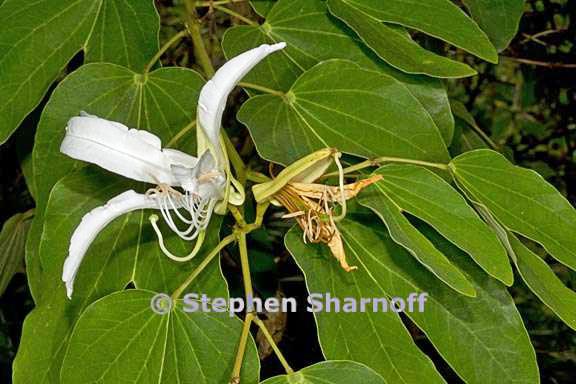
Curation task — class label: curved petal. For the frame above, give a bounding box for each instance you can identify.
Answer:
[62,190,161,298]
[61,114,197,186]
[197,42,287,158]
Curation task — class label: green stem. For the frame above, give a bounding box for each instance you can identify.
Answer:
[144,29,189,74]
[238,82,285,97]
[171,234,236,300]
[237,233,254,300]
[253,317,294,374]
[214,5,258,26]
[166,121,196,147]
[229,312,255,383]
[322,156,449,179]
[185,0,215,77]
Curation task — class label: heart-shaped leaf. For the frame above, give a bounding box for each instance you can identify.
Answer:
[238,60,449,166]
[61,289,259,383]
[0,0,160,144]
[222,0,455,144]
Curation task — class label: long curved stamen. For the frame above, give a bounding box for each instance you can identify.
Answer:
[149,214,206,262]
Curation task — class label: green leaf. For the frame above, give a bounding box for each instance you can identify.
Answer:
[362,165,512,285]
[327,0,476,78]
[28,63,203,299]
[358,185,476,297]
[250,0,276,17]
[261,361,386,384]
[60,290,259,384]
[0,0,160,144]
[33,63,202,209]
[238,60,449,166]
[13,169,225,384]
[450,149,576,272]
[0,211,33,296]
[286,208,539,384]
[222,0,455,144]
[509,235,576,331]
[341,0,498,63]
[85,0,160,71]
[462,0,525,51]
[285,230,446,384]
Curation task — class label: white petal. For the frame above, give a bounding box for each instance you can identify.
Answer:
[62,190,162,299]
[61,115,197,186]
[197,43,287,151]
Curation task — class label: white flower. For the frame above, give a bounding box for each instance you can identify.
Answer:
[60,43,286,298]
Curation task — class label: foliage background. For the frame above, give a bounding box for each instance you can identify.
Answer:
[0,0,574,382]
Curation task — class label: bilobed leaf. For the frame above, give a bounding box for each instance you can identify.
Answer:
[509,235,576,331]
[0,211,33,296]
[261,361,386,384]
[238,60,449,166]
[0,0,160,144]
[462,0,525,51]
[60,289,259,383]
[285,229,446,384]
[361,164,512,285]
[222,0,455,144]
[358,186,476,297]
[327,0,476,78]
[341,0,498,63]
[450,149,576,272]
[287,209,539,384]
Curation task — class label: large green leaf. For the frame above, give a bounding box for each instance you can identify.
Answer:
[509,235,576,331]
[0,0,159,144]
[238,60,449,166]
[286,209,539,384]
[285,230,446,383]
[327,0,476,78]
[340,0,498,63]
[33,63,202,209]
[462,0,525,51]
[361,164,512,285]
[0,211,33,296]
[358,189,476,297]
[222,0,455,144]
[13,169,226,384]
[450,149,576,272]
[261,361,385,384]
[61,290,259,383]
[27,63,203,300]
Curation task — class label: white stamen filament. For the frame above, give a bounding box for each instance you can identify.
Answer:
[149,214,206,262]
